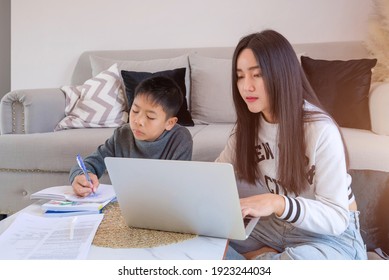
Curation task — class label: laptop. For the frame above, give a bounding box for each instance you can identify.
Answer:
[104,157,259,240]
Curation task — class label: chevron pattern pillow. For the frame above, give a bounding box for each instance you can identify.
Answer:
[55,63,128,131]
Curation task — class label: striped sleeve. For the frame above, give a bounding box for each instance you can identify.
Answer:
[348,185,355,203]
[277,195,304,224]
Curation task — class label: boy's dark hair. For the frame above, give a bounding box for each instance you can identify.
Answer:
[134,76,183,119]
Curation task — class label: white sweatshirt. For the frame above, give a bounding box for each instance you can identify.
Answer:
[216,102,353,236]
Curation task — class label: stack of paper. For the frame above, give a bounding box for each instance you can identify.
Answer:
[0,212,104,259]
[30,184,116,216]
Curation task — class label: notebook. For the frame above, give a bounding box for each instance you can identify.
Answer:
[104,157,259,240]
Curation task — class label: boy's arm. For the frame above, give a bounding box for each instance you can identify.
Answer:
[69,131,117,183]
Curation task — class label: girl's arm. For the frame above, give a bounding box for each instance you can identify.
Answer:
[277,123,350,235]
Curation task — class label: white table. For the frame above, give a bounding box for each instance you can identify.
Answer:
[0,202,228,260]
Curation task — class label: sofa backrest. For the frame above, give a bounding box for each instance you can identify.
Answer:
[70,41,370,124]
[72,47,234,86]
[71,41,369,85]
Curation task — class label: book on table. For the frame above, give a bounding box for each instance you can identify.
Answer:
[43,210,103,217]
[41,199,112,216]
[30,183,116,216]
[30,184,116,203]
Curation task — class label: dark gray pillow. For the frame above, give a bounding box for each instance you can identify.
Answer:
[301,56,377,130]
[349,169,389,254]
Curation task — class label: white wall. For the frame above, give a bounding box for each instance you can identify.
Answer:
[11,0,373,90]
[0,0,10,98]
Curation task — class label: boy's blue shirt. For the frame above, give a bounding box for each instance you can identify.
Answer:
[69,123,193,183]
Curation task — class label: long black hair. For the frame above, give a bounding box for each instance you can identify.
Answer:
[232,30,336,195]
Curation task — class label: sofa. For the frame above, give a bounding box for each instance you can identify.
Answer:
[1,41,388,259]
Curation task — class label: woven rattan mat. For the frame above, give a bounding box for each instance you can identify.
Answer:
[92,202,197,248]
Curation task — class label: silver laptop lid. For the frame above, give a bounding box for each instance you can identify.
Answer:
[105,157,258,240]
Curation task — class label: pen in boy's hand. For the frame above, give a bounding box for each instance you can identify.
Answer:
[76,154,95,194]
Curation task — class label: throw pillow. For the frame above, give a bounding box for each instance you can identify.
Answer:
[301,56,377,130]
[189,55,236,123]
[121,68,194,126]
[55,63,128,131]
[89,54,190,104]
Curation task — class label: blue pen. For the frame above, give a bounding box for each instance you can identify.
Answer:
[76,154,95,194]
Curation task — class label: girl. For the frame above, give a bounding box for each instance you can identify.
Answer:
[216,30,366,260]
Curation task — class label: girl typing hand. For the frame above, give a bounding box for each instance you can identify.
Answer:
[240,193,285,218]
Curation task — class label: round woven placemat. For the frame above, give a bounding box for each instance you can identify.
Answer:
[92,202,197,248]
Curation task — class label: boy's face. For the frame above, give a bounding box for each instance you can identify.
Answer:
[129,94,177,142]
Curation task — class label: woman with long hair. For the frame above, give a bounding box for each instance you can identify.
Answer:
[216,30,366,259]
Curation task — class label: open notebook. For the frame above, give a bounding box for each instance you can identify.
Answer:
[105,157,259,240]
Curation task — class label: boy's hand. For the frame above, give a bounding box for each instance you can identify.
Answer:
[72,173,99,197]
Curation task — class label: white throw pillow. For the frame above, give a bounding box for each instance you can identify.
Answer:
[189,55,236,123]
[55,63,128,131]
[90,54,190,103]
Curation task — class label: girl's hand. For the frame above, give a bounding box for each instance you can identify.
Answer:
[240,193,285,218]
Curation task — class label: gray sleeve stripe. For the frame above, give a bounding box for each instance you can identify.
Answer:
[283,196,301,224]
[290,199,301,223]
[284,196,294,220]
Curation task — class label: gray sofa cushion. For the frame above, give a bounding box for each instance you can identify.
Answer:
[188,123,234,162]
[0,128,115,171]
[189,55,235,123]
[350,169,389,255]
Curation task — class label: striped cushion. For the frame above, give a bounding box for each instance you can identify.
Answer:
[55,64,128,131]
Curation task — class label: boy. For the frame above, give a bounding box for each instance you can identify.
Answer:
[70,76,193,197]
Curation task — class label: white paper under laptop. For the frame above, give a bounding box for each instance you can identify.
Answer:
[104,157,259,240]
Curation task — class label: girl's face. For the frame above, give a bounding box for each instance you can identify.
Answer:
[236,48,274,123]
[129,94,176,141]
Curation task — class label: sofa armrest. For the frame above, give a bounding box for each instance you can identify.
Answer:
[0,88,65,134]
[370,82,389,136]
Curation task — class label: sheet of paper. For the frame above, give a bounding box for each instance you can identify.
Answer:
[0,212,103,260]
[30,184,116,203]
[63,184,116,202]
